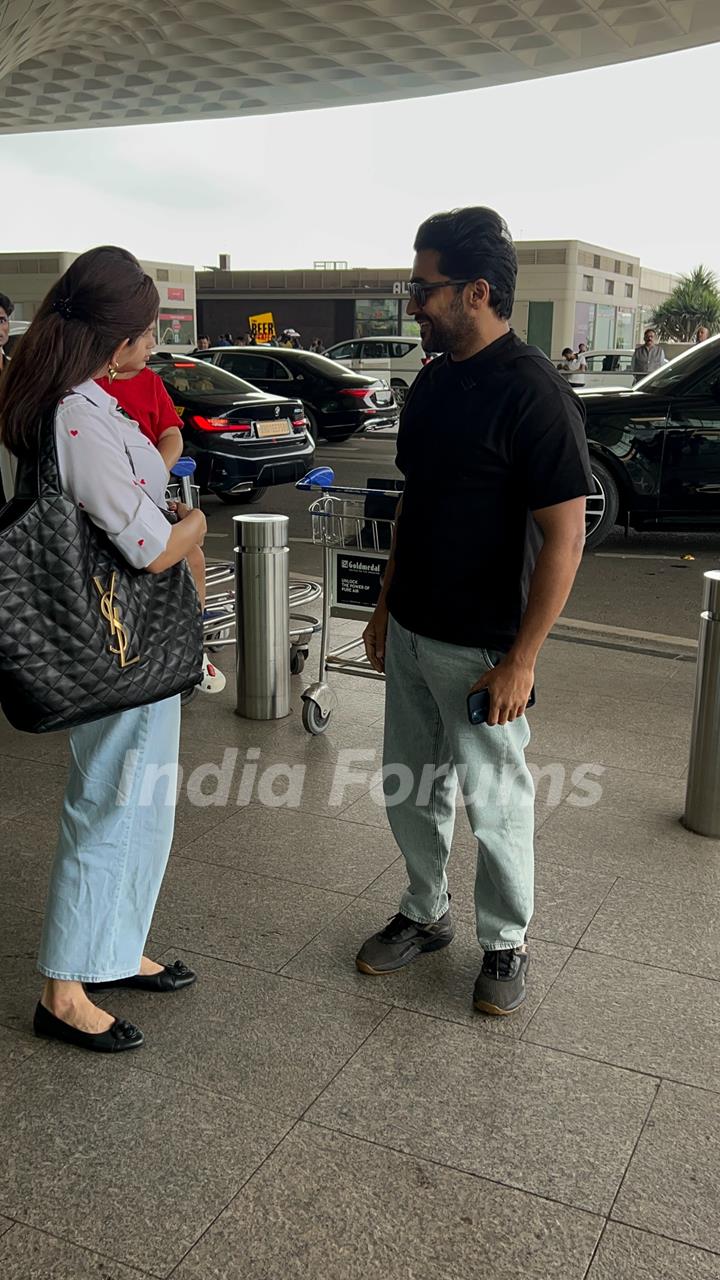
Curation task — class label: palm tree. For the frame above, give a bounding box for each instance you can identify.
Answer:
[652,266,720,341]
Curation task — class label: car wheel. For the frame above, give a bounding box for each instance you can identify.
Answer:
[216,487,267,505]
[391,379,408,407]
[585,460,619,550]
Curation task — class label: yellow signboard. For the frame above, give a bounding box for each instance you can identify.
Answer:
[248,312,276,343]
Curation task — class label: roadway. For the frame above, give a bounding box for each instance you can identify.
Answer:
[203,433,720,646]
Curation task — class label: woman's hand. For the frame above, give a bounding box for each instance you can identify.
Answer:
[167,500,194,521]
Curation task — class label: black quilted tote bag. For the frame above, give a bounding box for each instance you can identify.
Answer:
[0,412,203,733]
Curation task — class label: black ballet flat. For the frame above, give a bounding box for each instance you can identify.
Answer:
[84,960,197,993]
[33,1002,144,1053]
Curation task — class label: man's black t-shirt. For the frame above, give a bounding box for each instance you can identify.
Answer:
[386,331,593,650]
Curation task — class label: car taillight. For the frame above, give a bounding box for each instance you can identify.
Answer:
[339,388,369,398]
[421,355,434,366]
[292,411,307,433]
[192,414,251,434]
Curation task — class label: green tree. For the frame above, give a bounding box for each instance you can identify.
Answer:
[651,265,720,341]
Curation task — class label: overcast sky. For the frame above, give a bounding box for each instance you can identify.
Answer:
[1,39,718,276]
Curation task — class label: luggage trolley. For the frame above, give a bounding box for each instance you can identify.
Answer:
[168,458,322,669]
[296,467,401,735]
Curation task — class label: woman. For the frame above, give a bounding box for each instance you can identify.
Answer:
[0,246,206,1053]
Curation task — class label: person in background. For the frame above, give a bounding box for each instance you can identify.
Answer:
[309,337,324,353]
[215,332,233,347]
[631,328,667,381]
[576,341,588,370]
[95,355,226,693]
[557,347,585,388]
[695,325,711,343]
[197,335,210,351]
[0,291,13,377]
[0,245,205,1053]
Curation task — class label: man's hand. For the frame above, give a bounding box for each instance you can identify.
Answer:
[363,602,389,673]
[470,654,535,727]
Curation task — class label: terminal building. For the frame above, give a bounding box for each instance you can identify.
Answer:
[0,252,197,348]
[196,241,679,358]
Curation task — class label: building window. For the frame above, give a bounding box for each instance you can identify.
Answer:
[593,255,601,269]
[583,275,594,291]
[626,263,634,277]
[616,307,634,349]
[614,260,621,274]
[574,302,596,350]
[625,283,633,298]
[354,297,400,337]
[605,279,615,296]
[156,268,169,281]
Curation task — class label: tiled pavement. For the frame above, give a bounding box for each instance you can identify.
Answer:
[1,626,720,1279]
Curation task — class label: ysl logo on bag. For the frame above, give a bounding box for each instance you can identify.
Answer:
[92,573,140,669]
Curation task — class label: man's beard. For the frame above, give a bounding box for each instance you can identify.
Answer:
[418,304,473,355]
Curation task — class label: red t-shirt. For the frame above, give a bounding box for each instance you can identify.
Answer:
[95,367,182,447]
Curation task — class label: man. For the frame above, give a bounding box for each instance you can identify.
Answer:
[557,346,585,388]
[0,291,13,377]
[357,207,592,1016]
[576,341,588,371]
[695,325,711,343]
[631,328,667,380]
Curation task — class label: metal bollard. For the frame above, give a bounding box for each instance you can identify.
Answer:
[233,513,290,720]
[684,569,720,836]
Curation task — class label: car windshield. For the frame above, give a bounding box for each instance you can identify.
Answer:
[635,338,720,392]
[150,358,259,396]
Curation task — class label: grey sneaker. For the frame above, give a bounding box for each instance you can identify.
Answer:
[473,945,529,1016]
[356,908,455,975]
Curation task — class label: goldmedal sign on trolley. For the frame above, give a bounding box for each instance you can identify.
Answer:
[334,552,386,611]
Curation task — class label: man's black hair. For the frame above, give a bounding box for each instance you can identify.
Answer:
[0,292,15,318]
[413,206,517,320]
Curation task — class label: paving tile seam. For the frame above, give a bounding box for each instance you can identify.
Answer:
[300,1116,612,1222]
[154,943,395,1017]
[532,753,687,780]
[580,1218,610,1280]
[294,1004,396,1125]
[569,940,720,987]
[0,1218,162,1280]
[602,1215,720,1262]
[522,1025,695,1095]
[161,1011,404,1278]
[276,964,578,1042]
[121,1056,305,1123]
[166,854,357,908]
[0,1215,166,1278]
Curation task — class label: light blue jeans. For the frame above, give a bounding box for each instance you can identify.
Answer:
[383,617,534,950]
[37,695,181,982]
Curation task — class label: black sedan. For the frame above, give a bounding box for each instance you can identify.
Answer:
[197,346,398,442]
[149,354,314,503]
[582,337,720,548]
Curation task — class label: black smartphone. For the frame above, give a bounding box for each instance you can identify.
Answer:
[467,686,536,725]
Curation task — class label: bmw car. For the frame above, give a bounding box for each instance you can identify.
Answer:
[196,346,398,442]
[149,354,314,504]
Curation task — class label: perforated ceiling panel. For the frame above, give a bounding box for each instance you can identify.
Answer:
[1,0,718,133]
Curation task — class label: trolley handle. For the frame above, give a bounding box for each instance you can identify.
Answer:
[296,467,402,499]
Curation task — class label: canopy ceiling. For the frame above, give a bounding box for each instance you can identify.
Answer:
[2,0,718,133]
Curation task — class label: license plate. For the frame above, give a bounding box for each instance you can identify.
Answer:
[256,418,291,438]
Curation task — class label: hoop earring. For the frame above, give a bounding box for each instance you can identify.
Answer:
[107,361,119,382]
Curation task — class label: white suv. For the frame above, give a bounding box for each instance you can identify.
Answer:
[324,336,434,403]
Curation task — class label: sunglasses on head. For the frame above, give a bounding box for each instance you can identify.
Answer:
[406,279,477,307]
